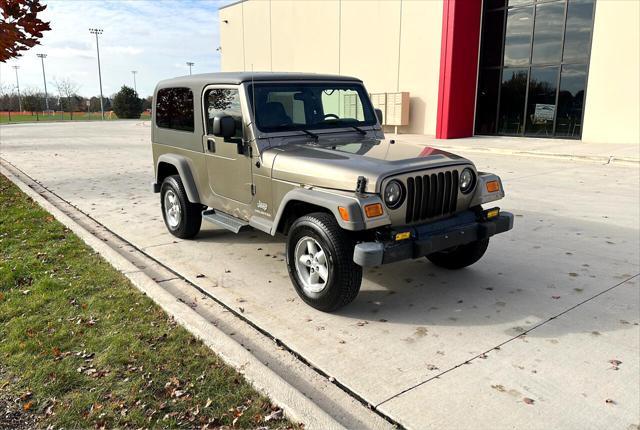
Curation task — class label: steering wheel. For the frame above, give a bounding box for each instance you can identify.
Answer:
[323,113,340,120]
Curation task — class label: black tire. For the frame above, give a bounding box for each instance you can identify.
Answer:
[286,212,362,312]
[426,238,490,270]
[160,175,202,239]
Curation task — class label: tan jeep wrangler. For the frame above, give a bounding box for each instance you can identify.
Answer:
[151,72,513,312]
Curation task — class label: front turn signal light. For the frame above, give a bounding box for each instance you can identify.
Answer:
[486,180,500,193]
[338,206,350,221]
[364,203,383,218]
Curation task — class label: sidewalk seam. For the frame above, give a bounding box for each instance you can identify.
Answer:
[374,272,639,408]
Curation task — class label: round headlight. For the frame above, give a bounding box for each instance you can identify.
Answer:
[384,180,405,209]
[460,168,475,194]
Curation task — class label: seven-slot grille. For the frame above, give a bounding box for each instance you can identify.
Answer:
[404,170,459,223]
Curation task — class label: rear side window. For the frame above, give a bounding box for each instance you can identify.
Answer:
[156,87,194,132]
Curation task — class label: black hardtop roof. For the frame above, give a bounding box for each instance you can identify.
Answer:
[156,71,362,89]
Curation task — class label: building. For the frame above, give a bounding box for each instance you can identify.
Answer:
[219,0,640,144]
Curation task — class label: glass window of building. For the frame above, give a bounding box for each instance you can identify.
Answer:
[475,0,595,139]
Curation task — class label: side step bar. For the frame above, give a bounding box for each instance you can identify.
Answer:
[202,209,249,234]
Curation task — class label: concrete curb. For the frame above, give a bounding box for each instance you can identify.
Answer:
[1,161,345,430]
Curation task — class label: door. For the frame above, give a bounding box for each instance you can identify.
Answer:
[202,87,253,205]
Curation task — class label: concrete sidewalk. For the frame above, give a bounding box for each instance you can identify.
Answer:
[393,134,640,164]
[2,122,639,429]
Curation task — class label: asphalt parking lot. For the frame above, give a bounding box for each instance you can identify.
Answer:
[1,121,638,429]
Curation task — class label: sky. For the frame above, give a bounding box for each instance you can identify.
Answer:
[0,0,234,98]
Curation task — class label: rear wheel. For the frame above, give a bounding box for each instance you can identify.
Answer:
[286,212,362,312]
[426,238,489,269]
[160,175,202,239]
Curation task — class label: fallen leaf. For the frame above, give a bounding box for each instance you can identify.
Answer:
[608,359,622,370]
[605,398,616,405]
[523,397,535,405]
[196,274,205,278]
[204,398,212,408]
[23,401,33,411]
[264,409,283,422]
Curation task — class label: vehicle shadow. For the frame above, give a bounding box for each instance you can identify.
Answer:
[167,209,639,339]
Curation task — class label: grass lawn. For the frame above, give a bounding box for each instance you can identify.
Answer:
[0,173,294,429]
[0,113,151,123]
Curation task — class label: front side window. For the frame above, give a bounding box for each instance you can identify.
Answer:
[204,88,243,139]
[156,87,194,132]
[248,83,376,133]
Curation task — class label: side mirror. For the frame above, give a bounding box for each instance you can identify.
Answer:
[374,108,383,125]
[212,115,236,138]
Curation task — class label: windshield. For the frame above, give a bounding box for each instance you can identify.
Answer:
[248,82,376,133]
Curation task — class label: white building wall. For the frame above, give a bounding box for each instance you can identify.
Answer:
[582,0,640,144]
[219,0,444,135]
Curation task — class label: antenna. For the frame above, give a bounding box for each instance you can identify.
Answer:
[251,64,256,130]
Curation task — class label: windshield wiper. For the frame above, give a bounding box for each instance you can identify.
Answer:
[350,125,367,135]
[300,129,319,141]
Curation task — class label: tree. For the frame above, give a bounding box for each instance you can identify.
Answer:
[22,88,43,118]
[0,82,14,120]
[112,85,143,119]
[89,96,110,112]
[53,77,80,119]
[142,95,153,111]
[0,0,51,62]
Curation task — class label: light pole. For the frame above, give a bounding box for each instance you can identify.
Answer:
[36,53,50,113]
[12,65,22,112]
[89,28,105,120]
[131,70,137,94]
[186,62,194,75]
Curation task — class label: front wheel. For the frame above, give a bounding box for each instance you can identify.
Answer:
[286,213,362,312]
[426,238,489,269]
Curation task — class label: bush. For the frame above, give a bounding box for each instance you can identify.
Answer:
[112,86,143,119]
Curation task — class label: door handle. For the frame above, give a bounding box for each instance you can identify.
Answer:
[207,138,215,152]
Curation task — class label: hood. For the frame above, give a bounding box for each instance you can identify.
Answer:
[268,137,472,193]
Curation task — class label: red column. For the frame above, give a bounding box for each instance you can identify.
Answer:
[436,0,482,139]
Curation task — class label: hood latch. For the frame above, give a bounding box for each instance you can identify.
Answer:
[356,176,367,194]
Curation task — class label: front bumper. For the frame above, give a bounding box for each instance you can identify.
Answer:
[353,210,514,267]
